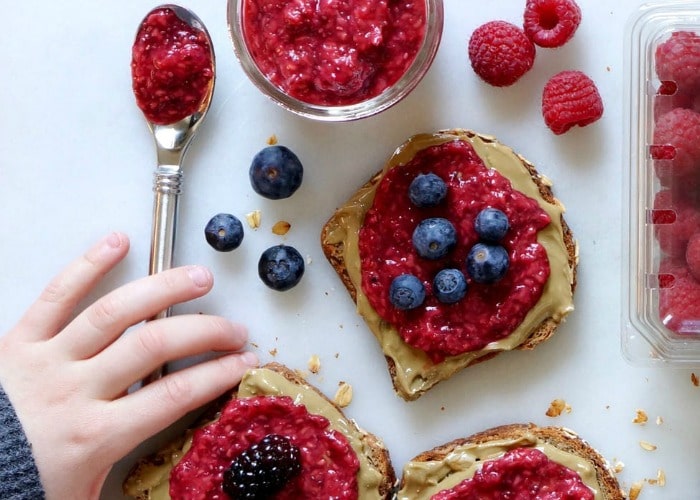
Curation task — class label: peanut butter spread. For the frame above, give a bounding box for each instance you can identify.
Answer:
[124,367,386,499]
[322,129,577,399]
[397,432,601,499]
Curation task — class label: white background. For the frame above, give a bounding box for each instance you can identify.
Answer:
[0,1,697,498]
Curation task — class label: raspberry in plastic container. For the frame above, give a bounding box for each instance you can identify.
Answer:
[623,0,700,365]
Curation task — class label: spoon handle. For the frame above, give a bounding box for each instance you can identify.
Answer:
[144,166,183,383]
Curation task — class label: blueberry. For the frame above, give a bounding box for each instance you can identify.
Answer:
[258,244,305,291]
[204,213,244,252]
[466,243,509,284]
[412,217,457,260]
[249,145,304,200]
[433,268,468,303]
[409,173,447,208]
[389,274,426,310]
[474,207,509,243]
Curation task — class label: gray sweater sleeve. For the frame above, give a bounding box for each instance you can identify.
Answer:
[0,385,45,499]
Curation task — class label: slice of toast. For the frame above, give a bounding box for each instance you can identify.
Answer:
[321,129,578,400]
[397,423,625,499]
[122,362,396,499]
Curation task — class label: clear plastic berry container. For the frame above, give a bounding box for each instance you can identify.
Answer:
[226,0,443,122]
[623,1,700,365]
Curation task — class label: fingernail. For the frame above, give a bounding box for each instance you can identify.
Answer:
[106,232,123,248]
[188,265,212,288]
[241,351,259,367]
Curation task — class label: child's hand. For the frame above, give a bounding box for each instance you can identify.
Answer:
[0,232,257,499]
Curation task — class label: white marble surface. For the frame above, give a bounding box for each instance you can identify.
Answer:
[1,0,698,498]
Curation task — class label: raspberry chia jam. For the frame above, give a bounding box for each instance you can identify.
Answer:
[131,7,214,125]
[431,448,594,500]
[240,0,427,106]
[169,396,360,499]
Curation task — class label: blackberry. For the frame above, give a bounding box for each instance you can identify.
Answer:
[223,434,302,499]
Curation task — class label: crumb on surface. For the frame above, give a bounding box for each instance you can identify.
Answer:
[308,354,321,374]
[612,461,625,474]
[692,372,699,386]
[633,409,648,425]
[545,398,571,417]
[640,440,657,451]
[246,210,262,229]
[268,348,278,357]
[267,134,278,145]
[272,220,291,235]
[629,481,643,500]
[334,381,353,408]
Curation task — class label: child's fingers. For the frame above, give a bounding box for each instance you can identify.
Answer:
[13,232,130,342]
[107,351,258,456]
[87,314,249,399]
[57,265,214,360]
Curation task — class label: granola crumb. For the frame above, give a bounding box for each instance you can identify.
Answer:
[692,372,699,387]
[640,440,658,451]
[656,469,666,487]
[267,134,278,145]
[629,481,643,500]
[308,354,321,374]
[656,415,664,425]
[246,210,262,229]
[334,381,353,408]
[545,398,571,417]
[633,409,648,425]
[272,220,291,235]
[612,461,625,474]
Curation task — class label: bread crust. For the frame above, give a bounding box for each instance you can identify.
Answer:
[401,423,625,499]
[320,129,578,400]
[123,362,396,499]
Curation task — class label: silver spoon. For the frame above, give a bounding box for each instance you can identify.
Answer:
[131,4,216,383]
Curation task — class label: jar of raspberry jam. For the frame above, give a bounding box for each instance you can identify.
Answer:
[227,0,443,121]
[624,0,700,365]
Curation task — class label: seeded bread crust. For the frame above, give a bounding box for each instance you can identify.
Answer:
[401,423,625,499]
[123,362,396,499]
[320,129,578,400]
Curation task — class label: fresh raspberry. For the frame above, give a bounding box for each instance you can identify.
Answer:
[541,70,603,134]
[659,257,700,334]
[652,108,700,186]
[655,31,700,93]
[653,189,700,258]
[468,20,535,87]
[686,232,700,281]
[523,0,582,48]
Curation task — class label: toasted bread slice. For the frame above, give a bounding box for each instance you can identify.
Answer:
[321,129,578,400]
[397,423,625,499]
[123,362,396,499]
